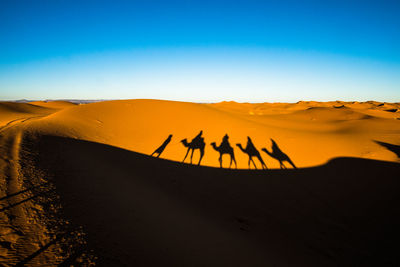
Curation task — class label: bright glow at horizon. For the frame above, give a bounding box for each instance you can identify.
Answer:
[1,0,399,102]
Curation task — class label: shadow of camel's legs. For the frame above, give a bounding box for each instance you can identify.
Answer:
[190,149,195,164]
[257,155,267,169]
[260,162,266,169]
[182,148,190,163]
[287,159,297,169]
[232,154,237,169]
[198,149,204,166]
[251,158,257,169]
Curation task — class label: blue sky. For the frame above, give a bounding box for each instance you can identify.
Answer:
[0,0,399,102]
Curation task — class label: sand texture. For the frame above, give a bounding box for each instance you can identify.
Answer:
[0,99,399,266]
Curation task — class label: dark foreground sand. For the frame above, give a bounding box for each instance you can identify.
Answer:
[12,134,399,266]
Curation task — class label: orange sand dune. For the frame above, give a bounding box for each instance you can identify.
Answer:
[15,99,400,168]
[0,101,76,133]
[0,102,54,127]
[29,100,77,109]
[0,99,399,266]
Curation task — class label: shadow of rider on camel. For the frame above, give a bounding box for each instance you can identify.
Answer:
[181,130,205,165]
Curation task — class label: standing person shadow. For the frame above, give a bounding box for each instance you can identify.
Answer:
[151,134,173,158]
[236,137,267,169]
[262,139,297,169]
[211,134,237,169]
[181,130,205,165]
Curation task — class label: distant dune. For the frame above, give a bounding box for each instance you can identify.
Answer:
[2,99,400,168]
[0,99,399,266]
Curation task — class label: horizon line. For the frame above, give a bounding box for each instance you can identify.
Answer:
[1,98,399,104]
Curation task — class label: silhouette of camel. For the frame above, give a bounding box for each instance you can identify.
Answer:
[236,137,267,169]
[262,139,296,169]
[211,134,237,169]
[151,134,173,158]
[181,131,205,165]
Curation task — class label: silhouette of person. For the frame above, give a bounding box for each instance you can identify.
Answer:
[222,134,229,144]
[271,139,279,150]
[151,134,173,158]
[220,134,231,150]
[192,130,203,143]
[247,136,256,150]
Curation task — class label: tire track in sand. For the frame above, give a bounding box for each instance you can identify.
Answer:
[0,117,63,266]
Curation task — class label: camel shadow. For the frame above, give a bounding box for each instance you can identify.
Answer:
[236,137,267,169]
[374,140,400,159]
[151,134,173,158]
[262,139,296,169]
[210,134,237,169]
[181,130,205,165]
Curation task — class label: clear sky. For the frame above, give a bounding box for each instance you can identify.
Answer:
[0,0,399,102]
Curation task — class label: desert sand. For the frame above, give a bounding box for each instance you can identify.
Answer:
[0,99,399,266]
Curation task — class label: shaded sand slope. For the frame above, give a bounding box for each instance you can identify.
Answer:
[0,101,76,133]
[24,99,400,168]
[27,135,400,266]
[28,100,77,110]
[0,102,54,130]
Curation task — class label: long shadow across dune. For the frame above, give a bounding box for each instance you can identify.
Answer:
[375,140,400,159]
[30,135,400,267]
